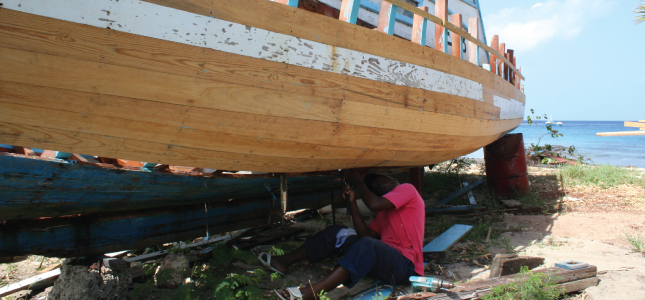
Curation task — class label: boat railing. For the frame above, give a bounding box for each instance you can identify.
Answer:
[272,0,524,91]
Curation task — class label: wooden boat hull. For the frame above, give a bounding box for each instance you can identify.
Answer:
[0,0,525,172]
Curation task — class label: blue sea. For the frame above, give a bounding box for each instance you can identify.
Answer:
[466,121,645,168]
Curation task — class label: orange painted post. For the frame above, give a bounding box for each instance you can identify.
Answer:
[339,0,361,24]
[377,1,398,35]
[468,17,480,65]
[490,35,499,75]
[507,49,514,85]
[434,0,448,52]
[517,66,522,89]
[499,43,506,79]
[450,14,462,58]
[411,6,429,46]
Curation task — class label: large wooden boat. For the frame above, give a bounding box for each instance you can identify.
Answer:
[0,0,525,173]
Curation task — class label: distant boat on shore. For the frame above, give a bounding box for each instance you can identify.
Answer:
[545,115,563,126]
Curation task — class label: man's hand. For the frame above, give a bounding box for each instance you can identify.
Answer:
[342,184,356,203]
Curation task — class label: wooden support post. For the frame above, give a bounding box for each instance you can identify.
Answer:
[490,35,499,75]
[499,43,506,78]
[507,49,515,85]
[450,14,462,58]
[517,66,522,89]
[468,17,480,65]
[411,6,428,46]
[280,173,288,221]
[434,0,448,52]
[409,167,423,191]
[339,0,361,24]
[377,1,398,35]
[272,0,298,7]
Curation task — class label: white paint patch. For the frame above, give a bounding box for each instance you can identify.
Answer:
[493,96,524,120]
[3,0,484,102]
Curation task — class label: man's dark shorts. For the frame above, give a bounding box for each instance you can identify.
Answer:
[304,225,417,288]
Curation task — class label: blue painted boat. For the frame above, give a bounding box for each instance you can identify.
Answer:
[0,151,345,257]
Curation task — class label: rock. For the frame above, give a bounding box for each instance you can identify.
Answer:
[154,254,190,289]
[48,258,132,300]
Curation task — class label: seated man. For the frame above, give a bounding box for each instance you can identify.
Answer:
[262,169,425,300]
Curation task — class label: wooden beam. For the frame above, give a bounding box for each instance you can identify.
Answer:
[490,35,499,75]
[13,146,35,156]
[383,0,525,79]
[339,0,361,24]
[0,269,61,298]
[411,6,428,46]
[377,1,398,35]
[39,150,58,158]
[625,121,645,128]
[596,131,645,136]
[434,0,448,52]
[450,14,463,59]
[467,17,480,66]
[498,43,506,78]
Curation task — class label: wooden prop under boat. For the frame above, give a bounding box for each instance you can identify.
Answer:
[0,0,526,173]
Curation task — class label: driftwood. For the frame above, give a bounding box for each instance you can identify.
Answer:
[396,265,599,300]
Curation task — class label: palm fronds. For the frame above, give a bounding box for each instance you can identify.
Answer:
[635,1,645,24]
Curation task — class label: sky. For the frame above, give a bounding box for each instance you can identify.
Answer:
[479,0,645,121]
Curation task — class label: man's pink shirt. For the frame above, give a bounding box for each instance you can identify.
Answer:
[368,183,425,276]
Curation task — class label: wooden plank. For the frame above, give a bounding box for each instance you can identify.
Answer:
[0,47,343,124]
[558,277,599,293]
[339,101,521,136]
[507,49,515,85]
[0,10,507,120]
[596,131,645,136]
[625,121,645,128]
[13,146,35,156]
[422,224,473,252]
[39,150,58,158]
[490,35,499,75]
[434,0,448,53]
[145,0,524,89]
[467,17,479,65]
[339,0,361,24]
[499,43,506,79]
[0,269,61,298]
[450,14,463,59]
[0,80,500,153]
[454,266,598,292]
[377,1,397,35]
[411,6,428,46]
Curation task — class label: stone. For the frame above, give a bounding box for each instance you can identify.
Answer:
[154,254,190,289]
[48,258,132,300]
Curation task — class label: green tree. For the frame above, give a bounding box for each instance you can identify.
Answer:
[635,1,645,24]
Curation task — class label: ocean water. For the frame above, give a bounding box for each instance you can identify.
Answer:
[466,121,645,168]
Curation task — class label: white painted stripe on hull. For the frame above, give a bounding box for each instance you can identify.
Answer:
[493,96,524,120]
[2,0,484,102]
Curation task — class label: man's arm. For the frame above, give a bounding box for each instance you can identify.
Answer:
[343,184,379,239]
[344,170,395,212]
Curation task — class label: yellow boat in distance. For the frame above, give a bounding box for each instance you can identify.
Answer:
[0,0,525,173]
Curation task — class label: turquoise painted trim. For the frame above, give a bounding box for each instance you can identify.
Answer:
[343,0,362,24]
[360,1,413,26]
[442,29,448,53]
[384,4,398,35]
[287,0,298,7]
[55,152,72,159]
[419,18,427,46]
[476,45,481,66]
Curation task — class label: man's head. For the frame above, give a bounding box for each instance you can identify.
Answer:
[363,174,400,197]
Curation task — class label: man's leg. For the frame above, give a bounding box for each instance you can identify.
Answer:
[270,224,349,274]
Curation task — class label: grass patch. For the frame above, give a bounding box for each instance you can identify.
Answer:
[560,164,645,189]
[625,232,645,255]
[481,266,564,300]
